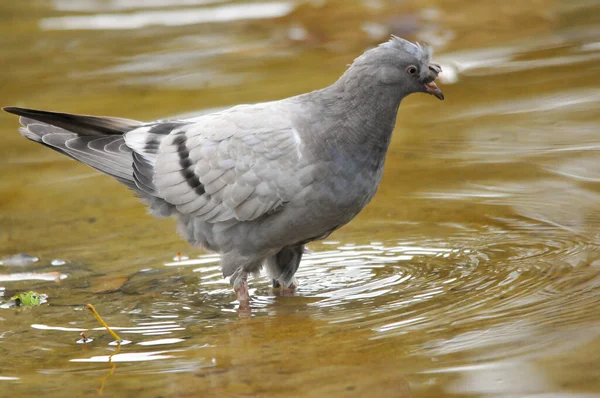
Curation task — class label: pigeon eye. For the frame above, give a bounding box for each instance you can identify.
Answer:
[406,65,418,76]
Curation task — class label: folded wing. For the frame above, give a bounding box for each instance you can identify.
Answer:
[125,104,312,223]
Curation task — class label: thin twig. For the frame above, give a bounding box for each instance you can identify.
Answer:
[86,304,122,342]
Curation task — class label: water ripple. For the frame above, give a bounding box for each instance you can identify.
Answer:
[41,2,294,30]
[160,220,599,356]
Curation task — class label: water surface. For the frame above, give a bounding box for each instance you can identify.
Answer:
[1,0,600,396]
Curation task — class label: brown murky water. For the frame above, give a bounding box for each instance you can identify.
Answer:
[2,0,600,396]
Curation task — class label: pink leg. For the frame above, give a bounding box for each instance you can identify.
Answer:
[235,278,250,310]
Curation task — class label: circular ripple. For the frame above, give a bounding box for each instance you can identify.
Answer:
[160,218,600,361]
[268,222,600,358]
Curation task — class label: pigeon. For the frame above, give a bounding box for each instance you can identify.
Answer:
[4,36,443,306]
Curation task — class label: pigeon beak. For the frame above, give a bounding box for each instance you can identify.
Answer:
[424,81,444,101]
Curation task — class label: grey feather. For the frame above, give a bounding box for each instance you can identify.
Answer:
[267,245,304,288]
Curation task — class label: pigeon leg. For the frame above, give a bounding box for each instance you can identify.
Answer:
[235,276,250,309]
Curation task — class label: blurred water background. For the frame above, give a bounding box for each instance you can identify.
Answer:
[1,0,600,396]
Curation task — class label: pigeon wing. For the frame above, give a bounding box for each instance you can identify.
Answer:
[128,104,311,223]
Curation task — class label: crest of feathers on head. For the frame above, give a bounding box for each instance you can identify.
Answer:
[380,35,432,64]
[351,35,433,68]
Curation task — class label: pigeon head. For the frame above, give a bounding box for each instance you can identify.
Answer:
[349,36,444,100]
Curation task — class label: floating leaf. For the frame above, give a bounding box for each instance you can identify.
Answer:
[10,291,45,306]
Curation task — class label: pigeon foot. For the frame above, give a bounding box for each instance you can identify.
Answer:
[272,280,297,296]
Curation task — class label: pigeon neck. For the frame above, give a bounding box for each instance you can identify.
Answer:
[341,73,402,133]
[295,73,404,178]
[321,70,405,152]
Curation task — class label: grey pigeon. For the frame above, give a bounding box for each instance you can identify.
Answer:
[4,36,443,306]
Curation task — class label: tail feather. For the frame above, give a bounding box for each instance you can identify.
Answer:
[5,106,177,217]
[4,106,141,136]
[14,112,136,184]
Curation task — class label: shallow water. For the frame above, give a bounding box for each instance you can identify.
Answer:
[1,0,600,396]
